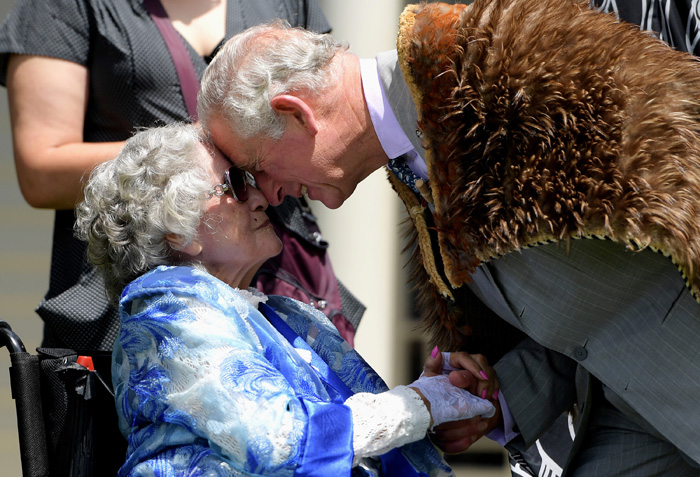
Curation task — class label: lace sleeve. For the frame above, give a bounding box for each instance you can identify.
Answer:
[345,385,430,465]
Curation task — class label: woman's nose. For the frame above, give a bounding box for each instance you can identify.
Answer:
[247,185,269,210]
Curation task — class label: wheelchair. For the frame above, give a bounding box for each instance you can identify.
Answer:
[0,318,126,477]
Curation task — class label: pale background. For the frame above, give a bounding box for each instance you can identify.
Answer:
[0,0,509,475]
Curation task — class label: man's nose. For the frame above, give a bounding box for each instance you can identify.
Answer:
[252,172,282,206]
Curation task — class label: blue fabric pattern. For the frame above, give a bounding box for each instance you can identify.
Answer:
[113,266,452,476]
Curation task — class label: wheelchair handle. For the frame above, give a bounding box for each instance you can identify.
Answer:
[0,320,27,354]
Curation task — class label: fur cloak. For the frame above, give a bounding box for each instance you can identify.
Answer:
[391,0,700,348]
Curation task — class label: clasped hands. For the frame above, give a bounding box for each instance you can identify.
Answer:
[409,349,502,453]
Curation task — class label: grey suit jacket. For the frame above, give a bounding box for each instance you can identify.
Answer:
[376,48,700,465]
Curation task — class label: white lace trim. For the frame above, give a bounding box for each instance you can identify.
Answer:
[237,287,268,308]
[346,386,431,465]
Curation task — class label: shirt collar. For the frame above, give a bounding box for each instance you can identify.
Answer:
[360,58,416,160]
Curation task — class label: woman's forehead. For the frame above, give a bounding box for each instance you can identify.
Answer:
[198,142,228,170]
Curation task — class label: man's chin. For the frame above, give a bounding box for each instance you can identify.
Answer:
[303,185,346,209]
[323,201,344,209]
[309,196,344,209]
[314,192,345,209]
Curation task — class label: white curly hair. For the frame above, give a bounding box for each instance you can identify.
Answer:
[74,123,212,303]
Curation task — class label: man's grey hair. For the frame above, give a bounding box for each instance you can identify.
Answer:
[74,123,212,303]
[198,21,347,140]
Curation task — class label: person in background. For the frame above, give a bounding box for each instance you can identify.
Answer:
[0,0,363,472]
[74,121,497,476]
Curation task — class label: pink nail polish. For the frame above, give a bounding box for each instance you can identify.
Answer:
[479,371,489,380]
[431,346,439,359]
[493,390,499,400]
[481,389,488,399]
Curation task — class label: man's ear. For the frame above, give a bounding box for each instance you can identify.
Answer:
[270,95,318,136]
[165,233,203,257]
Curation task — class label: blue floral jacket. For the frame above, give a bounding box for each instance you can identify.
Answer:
[113,266,452,476]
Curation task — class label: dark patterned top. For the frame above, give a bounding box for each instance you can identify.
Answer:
[0,0,331,351]
[592,0,700,55]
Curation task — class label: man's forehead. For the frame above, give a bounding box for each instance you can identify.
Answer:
[209,119,259,170]
[223,147,256,170]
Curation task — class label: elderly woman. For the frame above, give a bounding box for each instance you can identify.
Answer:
[74,122,496,476]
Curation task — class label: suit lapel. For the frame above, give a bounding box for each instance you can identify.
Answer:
[468,265,520,324]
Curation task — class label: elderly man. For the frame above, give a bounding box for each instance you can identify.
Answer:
[198,0,700,474]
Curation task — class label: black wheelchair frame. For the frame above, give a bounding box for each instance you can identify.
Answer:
[0,318,125,477]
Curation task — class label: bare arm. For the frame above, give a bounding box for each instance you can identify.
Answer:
[7,54,125,209]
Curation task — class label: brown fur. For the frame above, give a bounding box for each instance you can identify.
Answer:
[394,0,700,347]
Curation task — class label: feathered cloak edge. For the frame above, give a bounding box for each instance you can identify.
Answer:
[390,0,700,348]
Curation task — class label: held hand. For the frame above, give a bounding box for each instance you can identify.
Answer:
[449,351,499,401]
[429,398,502,454]
[421,346,445,377]
[422,348,499,402]
[408,374,495,430]
[419,348,502,453]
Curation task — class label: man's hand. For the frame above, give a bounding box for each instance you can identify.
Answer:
[421,348,502,453]
[429,401,502,453]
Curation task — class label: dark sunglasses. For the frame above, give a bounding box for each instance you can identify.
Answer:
[207,166,249,202]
